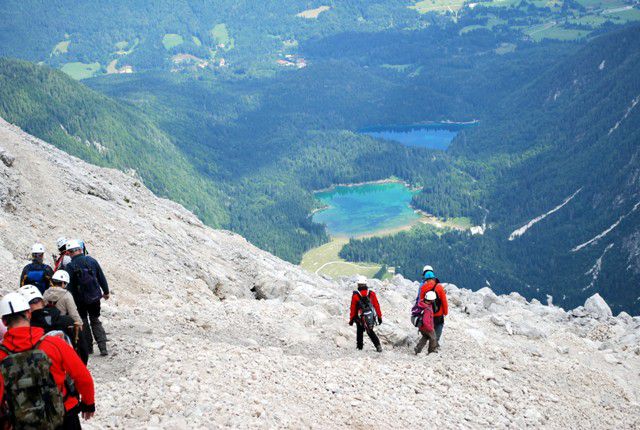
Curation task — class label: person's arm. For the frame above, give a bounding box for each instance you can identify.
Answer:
[44,265,54,287]
[438,285,448,316]
[19,266,28,287]
[65,293,83,326]
[54,338,95,407]
[349,293,358,323]
[371,292,382,320]
[92,259,109,296]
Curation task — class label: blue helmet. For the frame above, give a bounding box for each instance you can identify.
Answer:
[423,271,436,280]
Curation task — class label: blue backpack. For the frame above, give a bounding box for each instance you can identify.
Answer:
[24,264,49,294]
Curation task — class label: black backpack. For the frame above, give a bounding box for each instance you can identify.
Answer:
[72,259,102,305]
[354,291,378,329]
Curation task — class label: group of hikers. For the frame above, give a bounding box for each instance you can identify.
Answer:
[349,264,448,355]
[0,238,111,429]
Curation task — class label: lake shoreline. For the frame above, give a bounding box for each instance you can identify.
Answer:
[312,177,411,194]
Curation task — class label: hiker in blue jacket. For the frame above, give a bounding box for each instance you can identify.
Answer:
[65,240,110,357]
[19,243,54,294]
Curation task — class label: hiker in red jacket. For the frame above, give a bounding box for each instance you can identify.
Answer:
[349,276,383,352]
[416,265,449,343]
[0,292,95,430]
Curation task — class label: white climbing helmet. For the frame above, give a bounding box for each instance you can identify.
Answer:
[19,285,43,303]
[56,236,68,250]
[52,270,70,284]
[65,239,83,252]
[31,243,45,254]
[356,275,367,286]
[0,292,31,316]
[425,291,437,301]
[422,265,434,274]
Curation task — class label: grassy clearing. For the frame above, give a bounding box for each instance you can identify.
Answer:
[409,0,466,14]
[52,41,70,55]
[527,24,591,41]
[210,24,233,49]
[192,36,202,46]
[300,238,381,279]
[162,34,184,50]
[61,62,100,80]
[604,7,640,22]
[495,42,517,55]
[296,5,331,18]
[115,41,128,50]
[106,59,118,74]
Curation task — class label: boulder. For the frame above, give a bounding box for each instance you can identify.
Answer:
[584,293,612,319]
[0,148,15,167]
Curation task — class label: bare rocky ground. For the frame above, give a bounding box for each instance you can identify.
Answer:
[0,117,639,429]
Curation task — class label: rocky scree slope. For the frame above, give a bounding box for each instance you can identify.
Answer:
[0,117,639,429]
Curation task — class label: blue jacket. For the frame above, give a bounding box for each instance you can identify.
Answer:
[66,255,109,305]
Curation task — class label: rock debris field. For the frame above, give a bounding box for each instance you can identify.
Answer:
[0,118,639,429]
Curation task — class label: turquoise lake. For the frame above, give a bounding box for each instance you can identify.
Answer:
[359,123,470,150]
[313,182,420,237]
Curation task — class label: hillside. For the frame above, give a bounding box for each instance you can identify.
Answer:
[0,58,227,227]
[341,25,640,314]
[1,119,639,428]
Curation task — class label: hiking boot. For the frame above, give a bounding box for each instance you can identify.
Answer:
[99,348,108,357]
[375,345,383,353]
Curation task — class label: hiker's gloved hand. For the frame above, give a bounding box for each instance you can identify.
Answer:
[103,293,110,300]
[349,319,354,326]
[80,403,95,420]
[378,317,383,324]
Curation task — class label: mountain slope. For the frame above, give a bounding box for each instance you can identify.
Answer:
[0,58,228,226]
[1,118,639,428]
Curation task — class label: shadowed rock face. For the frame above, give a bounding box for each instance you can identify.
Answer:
[0,118,639,428]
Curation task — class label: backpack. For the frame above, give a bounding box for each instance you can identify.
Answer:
[410,304,424,328]
[24,265,48,294]
[354,291,378,329]
[0,338,66,430]
[415,281,442,314]
[72,260,102,305]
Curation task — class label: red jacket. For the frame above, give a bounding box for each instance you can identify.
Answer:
[0,326,95,411]
[417,280,448,318]
[350,289,382,321]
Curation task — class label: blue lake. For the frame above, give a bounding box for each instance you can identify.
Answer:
[360,123,472,150]
[313,182,420,237]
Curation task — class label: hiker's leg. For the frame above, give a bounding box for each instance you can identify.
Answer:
[427,330,438,353]
[74,328,90,364]
[434,321,444,342]
[367,328,381,349]
[415,332,428,354]
[77,304,93,354]
[356,323,364,350]
[87,301,107,355]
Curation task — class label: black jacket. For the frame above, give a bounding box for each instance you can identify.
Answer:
[66,254,109,305]
[30,307,75,337]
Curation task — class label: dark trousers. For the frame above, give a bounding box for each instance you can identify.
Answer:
[434,318,444,342]
[57,408,81,430]
[77,301,107,353]
[356,322,380,349]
